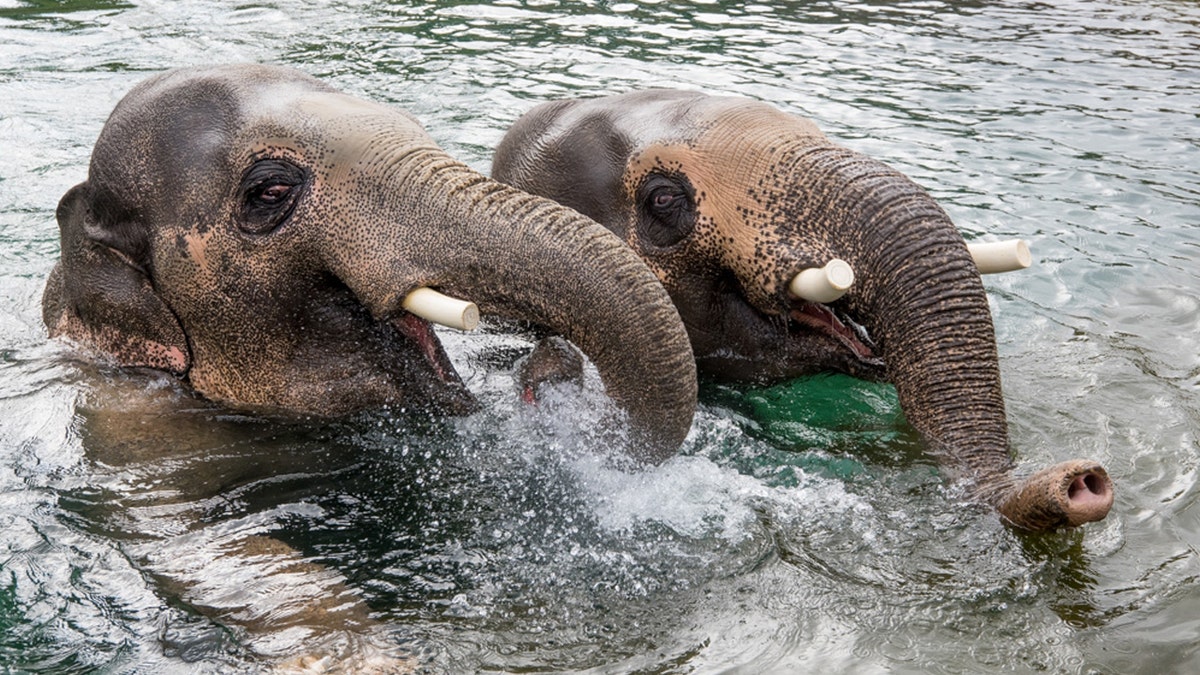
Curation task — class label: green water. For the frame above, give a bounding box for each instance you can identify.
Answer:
[2,1,1198,673]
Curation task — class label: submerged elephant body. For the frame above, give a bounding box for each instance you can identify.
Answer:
[493,89,1113,530]
[43,66,697,459]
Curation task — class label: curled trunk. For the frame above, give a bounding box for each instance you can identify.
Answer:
[797,147,1112,529]
[321,153,697,461]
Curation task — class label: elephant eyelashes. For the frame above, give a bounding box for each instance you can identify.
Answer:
[238,159,308,234]
[637,172,696,249]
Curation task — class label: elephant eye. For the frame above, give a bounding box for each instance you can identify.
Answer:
[637,172,695,249]
[257,183,293,204]
[239,159,308,234]
[650,187,681,211]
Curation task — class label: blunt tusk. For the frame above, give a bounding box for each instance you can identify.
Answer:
[968,239,1032,274]
[789,258,855,303]
[402,287,480,331]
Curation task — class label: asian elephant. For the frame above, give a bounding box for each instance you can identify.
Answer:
[492,89,1113,531]
[42,65,697,460]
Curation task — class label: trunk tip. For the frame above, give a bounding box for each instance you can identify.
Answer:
[998,460,1114,531]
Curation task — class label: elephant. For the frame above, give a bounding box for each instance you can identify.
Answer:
[42,65,698,461]
[492,89,1114,531]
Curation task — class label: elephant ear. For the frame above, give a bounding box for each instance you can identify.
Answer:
[42,183,190,374]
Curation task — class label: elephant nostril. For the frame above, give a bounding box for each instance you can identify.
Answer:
[1003,462,1114,529]
[1068,472,1108,502]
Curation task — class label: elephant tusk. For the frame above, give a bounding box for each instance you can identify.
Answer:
[789,258,855,303]
[967,239,1032,274]
[402,287,480,331]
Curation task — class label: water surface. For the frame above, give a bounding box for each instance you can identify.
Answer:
[2,1,1198,673]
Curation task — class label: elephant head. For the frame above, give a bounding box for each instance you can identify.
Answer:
[43,66,697,460]
[492,89,1113,530]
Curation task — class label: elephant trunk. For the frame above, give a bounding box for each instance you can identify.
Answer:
[799,148,1112,529]
[325,150,697,462]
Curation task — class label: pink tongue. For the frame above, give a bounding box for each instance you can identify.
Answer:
[394,314,452,382]
[790,304,876,360]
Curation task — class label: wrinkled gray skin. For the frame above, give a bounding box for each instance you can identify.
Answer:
[493,89,1113,531]
[43,66,696,460]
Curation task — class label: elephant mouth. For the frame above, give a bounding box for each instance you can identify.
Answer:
[391,313,464,387]
[790,302,881,365]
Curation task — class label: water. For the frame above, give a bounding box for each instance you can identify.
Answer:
[1,0,1198,672]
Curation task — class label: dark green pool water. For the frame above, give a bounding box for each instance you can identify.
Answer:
[2,1,1198,672]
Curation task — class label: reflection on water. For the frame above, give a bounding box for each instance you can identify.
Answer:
[2,0,1199,672]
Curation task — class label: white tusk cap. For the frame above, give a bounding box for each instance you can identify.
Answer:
[789,258,855,303]
[402,287,480,331]
[967,239,1032,274]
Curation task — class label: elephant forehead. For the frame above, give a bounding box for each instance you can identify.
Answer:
[228,93,433,169]
[293,92,421,129]
[292,93,431,152]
